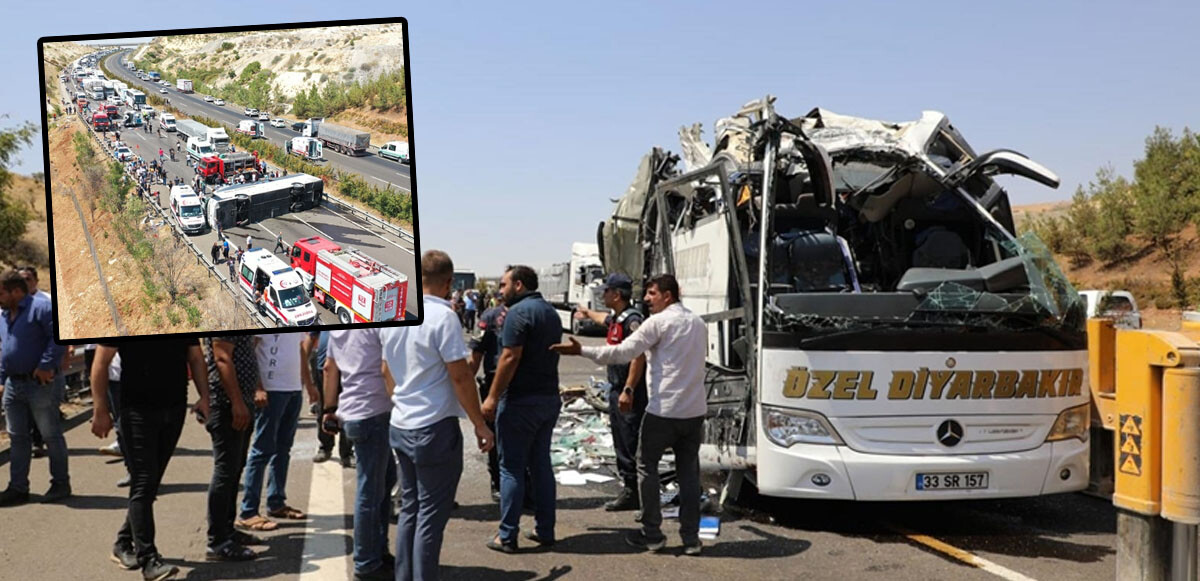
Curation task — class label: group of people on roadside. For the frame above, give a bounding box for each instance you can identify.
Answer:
[0,246,711,580]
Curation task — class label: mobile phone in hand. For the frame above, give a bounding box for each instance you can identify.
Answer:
[322,415,340,433]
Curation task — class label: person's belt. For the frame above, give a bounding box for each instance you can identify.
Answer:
[6,373,34,381]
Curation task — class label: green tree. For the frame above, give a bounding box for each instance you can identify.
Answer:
[1131,127,1194,256]
[0,119,38,267]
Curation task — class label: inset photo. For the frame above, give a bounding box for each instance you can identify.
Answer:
[38,17,420,343]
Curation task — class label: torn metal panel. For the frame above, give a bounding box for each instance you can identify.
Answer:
[678,122,713,172]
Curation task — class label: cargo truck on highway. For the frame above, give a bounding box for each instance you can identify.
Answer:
[91,112,110,132]
[177,79,193,93]
[196,150,260,184]
[289,235,408,324]
[148,72,160,81]
[539,242,606,335]
[186,137,216,162]
[207,127,230,153]
[176,119,211,144]
[303,118,370,156]
[597,97,1088,502]
[205,173,324,230]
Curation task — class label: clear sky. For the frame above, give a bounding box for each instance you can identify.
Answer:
[6,1,1199,277]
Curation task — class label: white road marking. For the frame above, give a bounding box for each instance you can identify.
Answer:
[890,525,1039,581]
[370,175,410,192]
[318,205,414,255]
[299,456,350,581]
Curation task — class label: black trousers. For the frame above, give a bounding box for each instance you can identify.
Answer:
[116,403,186,565]
[206,402,252,548]
[313,361,352,459]
[608,385,648,490]
[638,413,704,544]
[478,374,500,492]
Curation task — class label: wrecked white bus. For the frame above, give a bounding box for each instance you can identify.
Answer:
[599,98,1089,500]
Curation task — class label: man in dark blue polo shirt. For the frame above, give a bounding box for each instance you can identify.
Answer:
[481,265,562,552]
[0,269,69,507]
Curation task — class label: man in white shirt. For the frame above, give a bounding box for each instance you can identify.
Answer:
[237,333,316,531]
[552,274,707,555]
[381,250,493,581]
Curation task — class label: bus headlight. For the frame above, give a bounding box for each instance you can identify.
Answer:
[1045,403,1090,442]
[763,406,843,447]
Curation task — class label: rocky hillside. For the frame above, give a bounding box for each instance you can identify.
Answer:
[41,41,93,109]
[131,24,403,103]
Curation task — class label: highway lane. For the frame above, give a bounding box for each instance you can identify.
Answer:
[103,51,414,193]
[96,110,419,322]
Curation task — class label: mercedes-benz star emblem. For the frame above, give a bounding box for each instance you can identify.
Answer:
[937,420,964,447]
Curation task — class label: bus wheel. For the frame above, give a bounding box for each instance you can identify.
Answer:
[337,308,351,325]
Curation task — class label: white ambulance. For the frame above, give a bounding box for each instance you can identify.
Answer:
[237,248,319,327]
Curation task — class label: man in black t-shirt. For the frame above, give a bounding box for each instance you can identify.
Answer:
[90,338,210,580]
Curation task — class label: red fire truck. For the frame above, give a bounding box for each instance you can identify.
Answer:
[91,112,110,131]
[289,236,408,323]
[196,150,259,184]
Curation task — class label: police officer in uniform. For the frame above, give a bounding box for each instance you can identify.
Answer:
[469,303,507,502]
[575,273,647,511]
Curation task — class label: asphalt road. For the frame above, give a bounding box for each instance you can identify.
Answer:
[102,51,413,193]
[63,74,419,322]
[0,333,1129,581]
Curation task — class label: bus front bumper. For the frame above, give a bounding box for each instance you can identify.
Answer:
[754,437,1089,500]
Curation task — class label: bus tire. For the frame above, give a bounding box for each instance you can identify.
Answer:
[337,308,351,325]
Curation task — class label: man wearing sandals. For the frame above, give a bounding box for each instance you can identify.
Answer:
[204,335,265,562]
[380,250,495,581]
[236,333,318,532]
[89,339,210,581]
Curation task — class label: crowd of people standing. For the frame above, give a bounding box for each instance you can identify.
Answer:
[0,247,711,580]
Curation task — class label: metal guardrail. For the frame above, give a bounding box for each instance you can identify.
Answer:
[76,110,271,329]
[321,192,414,244]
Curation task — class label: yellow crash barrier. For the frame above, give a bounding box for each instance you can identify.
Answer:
[1111,329,1200,514]
[1161,367,1200,524]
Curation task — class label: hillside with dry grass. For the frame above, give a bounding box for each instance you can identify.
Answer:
[130,24,407,144]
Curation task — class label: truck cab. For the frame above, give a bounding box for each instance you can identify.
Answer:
[238,248,319,327]
[91,112,110,131]
[169,185,205,233]
[207,128,230,152]
[160,113,176,131]
[122,111,143,127]
[1079,289,1141,329]
[186,137,215,161]
[290,235,343,288]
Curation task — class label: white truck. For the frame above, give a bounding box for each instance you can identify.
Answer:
[599,98,1089,502]
[176,119,211,144]
[185,137,216,162]
[1078,289,1141,329]
[207,127,230,152]
[177,79,193,93]
[539,242,607,335]
[303,118,370,156]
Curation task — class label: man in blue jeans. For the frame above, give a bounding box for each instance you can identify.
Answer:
[481,265,562,552]
[322,329,396,581]
[382,250,495,580]
[0,269,68,506]
[237,333,317,531]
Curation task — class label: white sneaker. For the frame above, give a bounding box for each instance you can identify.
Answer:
[99,441,122,457]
